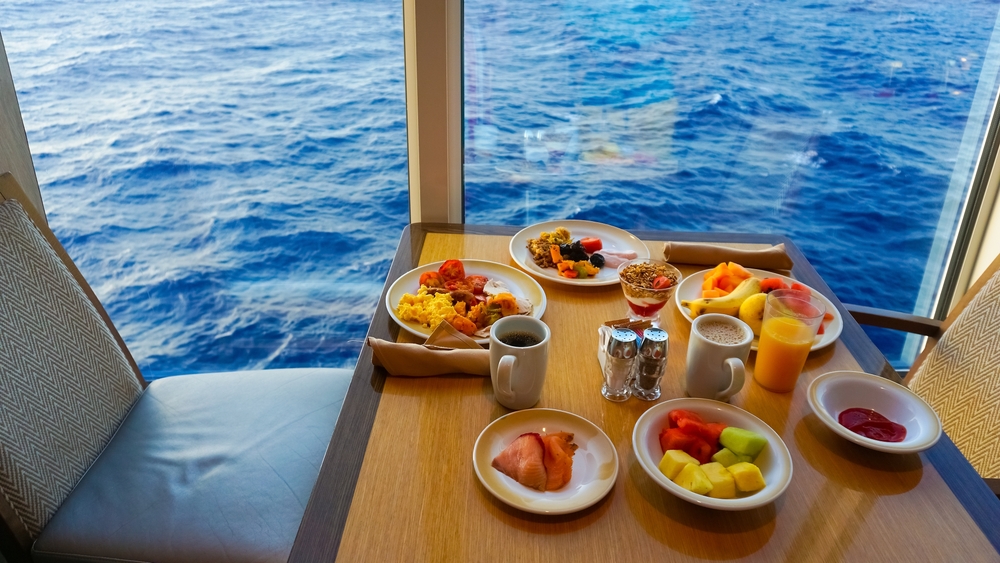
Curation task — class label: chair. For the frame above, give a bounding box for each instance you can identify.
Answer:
[846,251,1000,495]
[0,173,352,562]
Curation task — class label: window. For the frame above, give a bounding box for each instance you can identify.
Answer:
[464,0,1000,367]
[4,1,408,378]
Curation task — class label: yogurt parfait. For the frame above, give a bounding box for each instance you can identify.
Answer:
[618,259,682,324]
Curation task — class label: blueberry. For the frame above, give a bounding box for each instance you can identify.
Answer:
[590,253,605,268]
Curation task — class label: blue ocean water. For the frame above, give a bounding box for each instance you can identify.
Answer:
[4,1,408,378]
[3,0,998,376]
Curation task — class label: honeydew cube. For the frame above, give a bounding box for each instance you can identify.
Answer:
[672,463,714,495]
[719,427,768,459]
[659,450,700,480]
[700,462,736,499]
[711,447,739,467]
[728,462,766,493]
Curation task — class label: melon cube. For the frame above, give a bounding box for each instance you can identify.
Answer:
[728,462,766,493]
[711,448,738,467]
[672,463,714,495]
[659,449,700,480]
[700,462,736,499]
[719,427,768,459]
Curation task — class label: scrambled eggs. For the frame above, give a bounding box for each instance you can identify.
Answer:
[396,288,456,329]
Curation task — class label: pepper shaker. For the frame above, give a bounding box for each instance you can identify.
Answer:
[631,327,668,401]
[603,328,638,402]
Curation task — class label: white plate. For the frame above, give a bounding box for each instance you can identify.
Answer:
[509,220,650,286]
[473,408,618,515]
[674,267,842,351]
[632,398,793,511]
[807,370,942,454]
[386,259,547,345]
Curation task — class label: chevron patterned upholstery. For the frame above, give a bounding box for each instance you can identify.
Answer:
[908,265,1000,480]
[0,199,142,540]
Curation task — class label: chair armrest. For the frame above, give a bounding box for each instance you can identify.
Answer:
[844,303,943,338]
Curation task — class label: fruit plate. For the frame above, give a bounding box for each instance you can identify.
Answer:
[473,408,619,515]
[673,268,842,351]
[509,220,650,287]
[632,398,793,511]
[386,259,547,346]
[808,370,942,454]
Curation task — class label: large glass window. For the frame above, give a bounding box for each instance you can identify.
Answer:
[464,0,1000,367]
[5,0,408,378]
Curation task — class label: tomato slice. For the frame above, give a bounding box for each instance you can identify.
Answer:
[438,259,466,281]
[419,271,444,288]
[466,275,488,294]
[580,237,603,253]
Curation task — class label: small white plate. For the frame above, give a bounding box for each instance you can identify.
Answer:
[674,267,842,351]
[473,408,618,515]
[509,220,650,286]
[807,370,942,454]
[632,398,793,511]
[386,259,547,345]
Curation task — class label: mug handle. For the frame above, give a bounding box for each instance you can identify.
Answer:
[497,355,517,400]
[716,358,745,402]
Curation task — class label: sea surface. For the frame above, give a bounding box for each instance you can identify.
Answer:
[3,0,998,377]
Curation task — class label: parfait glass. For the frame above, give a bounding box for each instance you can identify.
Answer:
[617,258,682,327]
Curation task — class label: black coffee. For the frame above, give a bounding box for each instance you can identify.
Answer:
[499,331,540,347]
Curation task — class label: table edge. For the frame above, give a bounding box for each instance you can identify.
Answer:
[288,223,1000,562]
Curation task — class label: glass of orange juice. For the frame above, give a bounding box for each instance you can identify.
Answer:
[753,289,826,393]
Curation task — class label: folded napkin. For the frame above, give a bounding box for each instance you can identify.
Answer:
[663,241,794,271]
[367,322,490,377]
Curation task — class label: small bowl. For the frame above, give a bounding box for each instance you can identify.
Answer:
[807,370,942,454]
[632,398,793,511]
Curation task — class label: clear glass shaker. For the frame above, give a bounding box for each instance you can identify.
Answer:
[631,327,668,401]
[603,328,637,402]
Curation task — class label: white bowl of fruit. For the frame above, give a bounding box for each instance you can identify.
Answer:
[632,398,793,510]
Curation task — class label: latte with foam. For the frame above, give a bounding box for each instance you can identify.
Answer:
[699,321,747,346]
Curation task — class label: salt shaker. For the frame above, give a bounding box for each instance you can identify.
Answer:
[631,327,668,401]
[603,328,638,402]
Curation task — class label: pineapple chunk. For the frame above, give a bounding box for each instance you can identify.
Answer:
[728,462,766,493]
[672,463,713,495]
[700,462,736,499]
[659,449,700,480]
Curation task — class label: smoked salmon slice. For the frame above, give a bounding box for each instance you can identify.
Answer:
[542,432,578,491]
[492,431,578,491]
[491,433,547,491]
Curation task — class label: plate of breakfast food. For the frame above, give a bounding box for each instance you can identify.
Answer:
[510,220,649,286]
[632,398,793,511]
[473,408,618,515]
[674,264,842,351]
[386,259,546,345]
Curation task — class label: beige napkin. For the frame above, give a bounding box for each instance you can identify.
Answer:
[367,322,490,377]
[663,241,794,271]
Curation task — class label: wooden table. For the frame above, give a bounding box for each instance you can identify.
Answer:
[290,224,1000,562]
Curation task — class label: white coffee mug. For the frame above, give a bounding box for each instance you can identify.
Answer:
[685,314,753,401]
[490,316,550,410]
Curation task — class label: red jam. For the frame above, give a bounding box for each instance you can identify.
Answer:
[837,408,907,442]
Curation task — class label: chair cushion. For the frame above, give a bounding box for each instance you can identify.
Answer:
[0,199,142,542]
[32,367,352,563]
[908,267,1000,480]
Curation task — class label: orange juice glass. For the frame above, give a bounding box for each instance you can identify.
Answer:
[753,289,825,393]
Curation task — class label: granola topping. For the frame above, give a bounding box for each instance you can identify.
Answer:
[620,262,679,299]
